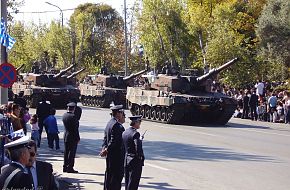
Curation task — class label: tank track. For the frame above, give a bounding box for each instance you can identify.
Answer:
[81,95,111,108]
[128,102,184,124]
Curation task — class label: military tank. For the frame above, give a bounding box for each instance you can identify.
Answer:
[12,64,85,108]
[79,69,148,108]
[126,58,239,125]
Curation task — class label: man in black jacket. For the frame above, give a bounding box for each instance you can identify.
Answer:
[62,102,80,173]
[249,89,259,121]
[36,97,52,147]
[242,90,250,119]
[122,115,145,190]
[100,105,126,190]
[0,136,33,189]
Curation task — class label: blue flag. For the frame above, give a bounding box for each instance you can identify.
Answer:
[0,18,16,50]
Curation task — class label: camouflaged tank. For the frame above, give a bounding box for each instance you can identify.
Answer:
[79,69,148,108]
[12,65,85,108]
[126,58,239,125]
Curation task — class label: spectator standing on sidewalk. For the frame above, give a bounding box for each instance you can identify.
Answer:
[249,89,259,121]
[242,90,250,119]
[36,97,52,148]
[30,114,40,147]
[268,92,278,122]
[282,91,290,124]
[43,108,60,151]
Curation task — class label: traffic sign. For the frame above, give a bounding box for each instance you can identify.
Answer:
[0,63,17,88]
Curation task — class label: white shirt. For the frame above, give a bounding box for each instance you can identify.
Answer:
[255,82,264,95]
[29,162,38,189]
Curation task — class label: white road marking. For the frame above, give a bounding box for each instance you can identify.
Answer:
[231,127,290,137]
[146,163,170,171]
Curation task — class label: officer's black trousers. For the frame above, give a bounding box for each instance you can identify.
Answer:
[125,163,143,190]
[63,141,78,169]
[103,156,124,190]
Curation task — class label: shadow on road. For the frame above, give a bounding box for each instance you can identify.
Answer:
[143,140,277,163]
[139,182,188,190]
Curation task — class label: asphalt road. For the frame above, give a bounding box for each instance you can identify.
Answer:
[33,106,290,190]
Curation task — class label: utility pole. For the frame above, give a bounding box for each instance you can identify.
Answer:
[124,0,128,76]
[46,2,63,28]
[0,0,8,104]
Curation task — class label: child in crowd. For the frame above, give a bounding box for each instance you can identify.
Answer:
[43,108,60,150]
[257,102,266,121]
[30,114,40,147]
[276,101,285,123]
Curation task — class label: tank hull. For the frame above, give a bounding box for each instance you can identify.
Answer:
[126,87,237,125]
[12,83,80,108]
[79,84,127,108]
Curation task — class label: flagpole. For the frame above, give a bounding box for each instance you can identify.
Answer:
[0,0,8,105]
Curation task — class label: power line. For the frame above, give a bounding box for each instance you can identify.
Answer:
[9,8,75,14]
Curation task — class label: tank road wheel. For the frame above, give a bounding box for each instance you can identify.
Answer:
[166,107,173,123]
[95,98,100,107]
[144,106,151,119]
[150,107,156,120]
[155,107,161,121]
[140,106,145,118]
[135,105,141,115]
[160,107,167,122]
[91,98,96,107]
[83,97,88,106]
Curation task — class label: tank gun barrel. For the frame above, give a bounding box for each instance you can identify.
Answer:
[67,68,85,79]
[16,64,25,72]
[196,58,238,83]
[53,64,75,78]
[123,69,148,82]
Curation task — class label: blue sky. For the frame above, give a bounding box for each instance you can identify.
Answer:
[12,0,135,25]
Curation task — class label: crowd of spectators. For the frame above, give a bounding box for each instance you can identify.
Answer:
[220,80,290,124]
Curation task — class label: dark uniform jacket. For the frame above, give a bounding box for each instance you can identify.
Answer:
[62,112,80,143]
[36,102,52,121]
[74,106,82,121]
[249,93,259,107]
[36,161,58,190]
[122,127,145,168]
[0,162,33,189]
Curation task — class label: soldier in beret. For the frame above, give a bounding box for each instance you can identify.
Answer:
[0,136,34,189]
[122,115,145,190]
[100,105,126,190]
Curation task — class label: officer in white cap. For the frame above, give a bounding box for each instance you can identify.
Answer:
[100,104,126,190]
[0,136,34,189]
[122,115,145,190]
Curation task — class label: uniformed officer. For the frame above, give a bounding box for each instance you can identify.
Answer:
[122,115,145,190]
[0,136,34,189]
[62,102,80,173]
[100,105,126,190]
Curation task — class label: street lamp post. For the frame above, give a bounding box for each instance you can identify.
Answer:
[0,0,8,104]
[45,2,63,28]
[124,0,128,76]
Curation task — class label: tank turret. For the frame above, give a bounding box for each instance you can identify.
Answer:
[196,57,238,83]
[16,64,25,73]
[150,58,238,93]
[123,69,148,85]
[53,64,75,78]
[67,68,85,85]
[12,64,81,108]
[67,68,85,79]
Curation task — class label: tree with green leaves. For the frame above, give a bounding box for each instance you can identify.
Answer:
[136,0,193,71]
[70,3,125,73]
[256,0,290,81]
